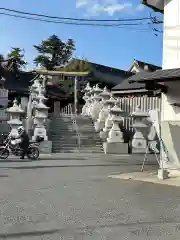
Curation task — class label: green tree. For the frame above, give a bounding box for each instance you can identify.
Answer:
[34,35,75,70]
[63,58,91,72]
[7,47,27,70]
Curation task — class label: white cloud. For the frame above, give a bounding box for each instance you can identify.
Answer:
[76,0,143,16]
[76,0,88,8]
[90,2,132,16]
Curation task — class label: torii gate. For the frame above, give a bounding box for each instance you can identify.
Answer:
[34,69,90,114]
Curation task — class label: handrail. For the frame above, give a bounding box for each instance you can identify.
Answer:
[69,105,81,151]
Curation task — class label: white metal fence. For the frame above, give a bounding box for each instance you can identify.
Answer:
[119,96,161,137]
[60,104,73,115]
[118,96,161,113]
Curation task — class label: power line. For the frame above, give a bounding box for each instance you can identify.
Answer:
[0,12,161,28]
[0,7,153,22]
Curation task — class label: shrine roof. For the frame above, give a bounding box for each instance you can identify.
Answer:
[112,77,145,91]
[4,71,34,92]
[3,71,67,98]
[129,59,162,72]
[127,68,180,83]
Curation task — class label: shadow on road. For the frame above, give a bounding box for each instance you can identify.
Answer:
[0,219,179,238]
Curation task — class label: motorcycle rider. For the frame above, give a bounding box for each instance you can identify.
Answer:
[16,126,30,159]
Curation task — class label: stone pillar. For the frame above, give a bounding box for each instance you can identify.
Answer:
[31,79,52,153]
[26,79,42,136]
[32,98,49,141]
[103,101,128,154]
[54,101,60,116]
[100,97,117,140]
[21,97,28,112]
[32,83,49,141]
[81,83,92,116]
[95,87,111,132]
[131,107,150,153]
[91,84,103,122]
[7,99,24,136]
[88,85,96,118]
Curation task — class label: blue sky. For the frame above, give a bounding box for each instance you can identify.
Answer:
[0,0,163,70]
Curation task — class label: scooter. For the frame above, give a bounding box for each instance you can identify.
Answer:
[0,135,44,160]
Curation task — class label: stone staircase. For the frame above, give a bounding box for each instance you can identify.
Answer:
[50,115,79,153]
[50,114,104,153]
[74,115,104,153]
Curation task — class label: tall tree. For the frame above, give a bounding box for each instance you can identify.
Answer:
[63,58,90,72]
[7,47,27,70]
[33,35,75,70]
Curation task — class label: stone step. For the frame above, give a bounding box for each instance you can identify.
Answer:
[52,150,79,153]
[51,130,76,133]
[52,141,77,145]
[52,146,78,149]
[52,143,77,146]
[51,131,76,134]
[51,136,77,139]
[52,147,78,150]
[51,124,74,127]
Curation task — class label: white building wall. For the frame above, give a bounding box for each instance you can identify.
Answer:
[162,0,180,122]
[163,0,180,69]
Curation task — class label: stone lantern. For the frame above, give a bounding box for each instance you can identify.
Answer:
[100,96,117,140]
[7,99,24,136]
[26,79,42,135]
[131,107,150,153]
[32,94,49,141]
[88,86,96,117]
[103,101,128,154]
[81,83,92,116]
[95,87,111,132]
[31,79,41,100]
[91,84,103,122]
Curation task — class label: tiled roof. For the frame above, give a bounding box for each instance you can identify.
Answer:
[3,71,66,98]
[135,59,161,71]
[127,68,180,83]
[112,75,145,90]
[4,71,34,92]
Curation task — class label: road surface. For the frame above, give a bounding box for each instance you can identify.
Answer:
[0,154,179,239]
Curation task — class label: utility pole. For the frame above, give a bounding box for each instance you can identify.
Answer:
[74,76,78,114]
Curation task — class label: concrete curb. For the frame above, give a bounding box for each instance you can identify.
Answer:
[108,171,180,187]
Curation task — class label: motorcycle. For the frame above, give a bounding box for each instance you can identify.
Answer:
[0,135,44,160]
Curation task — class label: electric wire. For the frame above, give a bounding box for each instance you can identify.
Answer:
[0,12,162,29]
[0,7,154,22]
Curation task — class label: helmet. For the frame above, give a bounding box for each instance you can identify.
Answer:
[17,126,25,134]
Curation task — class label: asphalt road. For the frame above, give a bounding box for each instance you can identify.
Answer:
[0,154,180,239]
